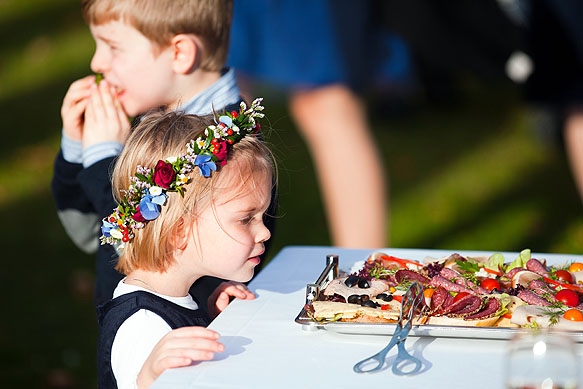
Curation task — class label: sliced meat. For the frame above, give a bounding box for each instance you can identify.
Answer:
[465,297,501,320]
[505,267,526,279]
[395,269,431,285]
[429,286,454,315]
[429,274,475,295]
[439,268,489,294]
[517,289,551,306]
[441,294,483,316]
[526,258,549,277]
[529,279,555,300]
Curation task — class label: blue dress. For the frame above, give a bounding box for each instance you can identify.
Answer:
[227,0,412,92]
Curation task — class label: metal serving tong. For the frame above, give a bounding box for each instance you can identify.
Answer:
[353,281,424,375]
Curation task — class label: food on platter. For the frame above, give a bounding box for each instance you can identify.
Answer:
[306,250,583,331]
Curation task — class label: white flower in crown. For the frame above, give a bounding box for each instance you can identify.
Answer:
[110,229,123,240]
[149,186,163,196]
[166,156,178,164]
[176,174,188,186]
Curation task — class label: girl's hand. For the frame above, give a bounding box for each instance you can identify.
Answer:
[136,326,223,389]
[83,79,131,148]
[208,281,256,319]
[61,75,95,141]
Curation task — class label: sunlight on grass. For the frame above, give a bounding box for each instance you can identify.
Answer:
[0,139,59,206]
[0,26,93,100]
[439,202,543,250]
[550,221,583,254]
[0,0,73,22]
[391,110,550,248]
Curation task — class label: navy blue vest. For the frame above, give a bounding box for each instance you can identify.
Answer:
[96,291,212,388]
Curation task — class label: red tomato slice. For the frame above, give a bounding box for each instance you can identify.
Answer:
[480,278,501,291]
[555,289,580,307]
[555,269,573,284]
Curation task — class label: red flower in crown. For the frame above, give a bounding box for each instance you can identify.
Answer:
[153,160,176,189]
[212,139,228,166]
[132,206,147,222]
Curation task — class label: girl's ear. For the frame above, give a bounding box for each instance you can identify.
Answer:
[170,34,199,74]
[170,215,192,250]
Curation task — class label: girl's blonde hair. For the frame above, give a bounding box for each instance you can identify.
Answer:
[112,110,274,274]
[81,0,232,71]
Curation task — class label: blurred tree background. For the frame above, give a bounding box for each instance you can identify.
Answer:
[0,1,581,387]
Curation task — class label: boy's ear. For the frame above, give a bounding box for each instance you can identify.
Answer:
[170,34,199,74]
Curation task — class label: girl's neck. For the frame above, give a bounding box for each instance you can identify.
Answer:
[124,269,196,297]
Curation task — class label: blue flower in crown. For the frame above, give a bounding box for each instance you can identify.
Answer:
[137,192,168,220]
[99,98,266,248]
[194,154,217,177]
[101,219,117,238]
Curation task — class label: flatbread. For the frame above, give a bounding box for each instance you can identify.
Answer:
[312,300,400,322]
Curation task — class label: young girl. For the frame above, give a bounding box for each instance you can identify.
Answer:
[97,99,274,388]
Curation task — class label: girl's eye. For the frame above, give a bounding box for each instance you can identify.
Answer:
[240,216,253,225]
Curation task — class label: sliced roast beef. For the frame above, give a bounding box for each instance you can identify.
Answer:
[517,289,551,306]
[395,269,431,285]
[429,274,475,295]
[438,267,490,294]
[526,258,549,277]
[505,267,526,279]
[529,279,555,299]
[429,286,454,314]
[464,297,501,320]
[441,294,483,316]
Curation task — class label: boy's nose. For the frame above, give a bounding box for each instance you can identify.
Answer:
[90,48,108,74]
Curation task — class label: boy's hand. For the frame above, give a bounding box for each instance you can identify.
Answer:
[83,79,131,148]
[136,326,223,389]
[61,75,95,141]
[208,281,256,319]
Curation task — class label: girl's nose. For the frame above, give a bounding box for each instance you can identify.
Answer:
[256,222,271,244]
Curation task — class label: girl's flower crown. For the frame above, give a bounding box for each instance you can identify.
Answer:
[100,98,265,247]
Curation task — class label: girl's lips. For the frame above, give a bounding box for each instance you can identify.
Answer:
[248,256,261,266]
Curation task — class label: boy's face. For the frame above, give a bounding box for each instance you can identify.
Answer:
[89,20,175,117]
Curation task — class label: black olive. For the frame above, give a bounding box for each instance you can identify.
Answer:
[361,300,379,308]
[377,293,394,302]
[357,277,370,289]
[347,294,361,304]
[344,275,359,287]
[360,294,370,303]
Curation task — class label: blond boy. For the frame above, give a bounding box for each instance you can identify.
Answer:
[52,0,250,311]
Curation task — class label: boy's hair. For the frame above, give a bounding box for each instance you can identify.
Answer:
[81,0,233,71]
[112,110,274,274]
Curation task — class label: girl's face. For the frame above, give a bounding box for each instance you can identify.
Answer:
[89,20,176,117]
[187,169,272,283]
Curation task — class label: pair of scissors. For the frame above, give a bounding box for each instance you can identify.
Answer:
[353,281,424,375]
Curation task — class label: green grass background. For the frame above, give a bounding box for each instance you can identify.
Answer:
[1,2,582,387]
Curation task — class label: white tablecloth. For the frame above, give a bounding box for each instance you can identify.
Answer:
[152,246,583,388]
